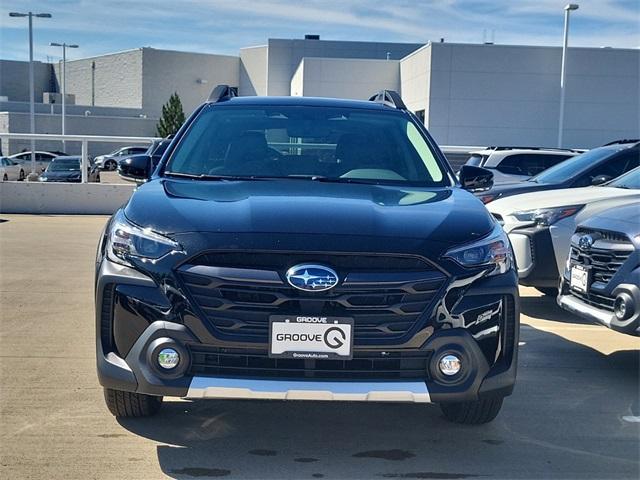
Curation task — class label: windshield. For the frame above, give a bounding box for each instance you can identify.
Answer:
[165,105,448,186]
[607,167,640,189]
[48,159,80,171]
[530,148,614,184]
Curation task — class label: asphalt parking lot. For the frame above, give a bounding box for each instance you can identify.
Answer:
[1,215,638,480]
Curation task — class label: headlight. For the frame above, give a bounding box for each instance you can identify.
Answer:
[444,223,513,275]
[512,205,584,227]
[106,212,181,266]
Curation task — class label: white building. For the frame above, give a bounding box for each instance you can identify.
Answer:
[1,36,638,155]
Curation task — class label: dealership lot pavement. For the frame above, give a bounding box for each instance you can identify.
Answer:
[1,215,638,480]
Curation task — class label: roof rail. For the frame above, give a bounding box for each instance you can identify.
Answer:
[486,146,584,153]
[602,139,640,146]
[368,90,407,110]
[207,84,238,103]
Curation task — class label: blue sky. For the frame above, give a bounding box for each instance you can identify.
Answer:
[1,0,638,62]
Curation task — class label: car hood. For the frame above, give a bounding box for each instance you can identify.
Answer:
[579,202,640,239]
[489,186,639,217]
[42,170,81,179]
[477,179,557,201]
[123,179,494,248]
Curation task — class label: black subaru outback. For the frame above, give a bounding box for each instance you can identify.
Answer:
[96,88,519,424]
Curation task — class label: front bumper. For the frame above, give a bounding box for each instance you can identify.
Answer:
[96,257,519,404]
[508,226,559,288]
[188,377,431,402]
[558,281,640,336]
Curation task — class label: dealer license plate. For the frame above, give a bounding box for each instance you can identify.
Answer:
[269,315,354,360]
[570,265,589,293]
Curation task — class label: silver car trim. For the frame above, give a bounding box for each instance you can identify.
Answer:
[185,377,430,403]
[558,294,613,325]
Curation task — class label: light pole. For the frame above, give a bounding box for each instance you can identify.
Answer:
[558,3,579,148]
[9,11,52,179]
[50,42,79,149]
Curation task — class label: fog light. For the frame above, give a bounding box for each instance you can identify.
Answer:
[614,293,633,321]
[157,348,180,369]
[438,354,461,376]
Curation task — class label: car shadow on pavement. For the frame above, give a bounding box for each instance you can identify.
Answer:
[519,292,593,326]
[117,297,639,480]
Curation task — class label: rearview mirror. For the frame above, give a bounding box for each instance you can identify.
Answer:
[591,175,612,185]
[118,155,151,183]
[459,165,494,192]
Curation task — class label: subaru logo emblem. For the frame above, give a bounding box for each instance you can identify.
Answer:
[286,264,339,292]
[579,234,594,251]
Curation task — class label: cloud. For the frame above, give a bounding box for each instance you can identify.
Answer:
[1,0,638,62]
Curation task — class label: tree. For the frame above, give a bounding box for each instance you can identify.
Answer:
[156,92,186,137]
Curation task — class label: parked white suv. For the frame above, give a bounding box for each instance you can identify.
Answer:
[488,167,640,295]
[465,147,582,184]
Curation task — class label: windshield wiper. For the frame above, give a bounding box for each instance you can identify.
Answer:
[164,172,267,181]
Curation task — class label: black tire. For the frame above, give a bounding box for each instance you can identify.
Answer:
[440,397,504,425]
[103,388,163,418]
[2,174,7,181]
[105,159,117,171]
[19,169,25,181]
[536,287,558,296]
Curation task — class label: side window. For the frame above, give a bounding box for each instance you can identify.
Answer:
[542,154,571,170]
[495,154,545,176]
[574,151,637,187]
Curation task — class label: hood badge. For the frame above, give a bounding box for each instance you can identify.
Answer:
[286,264,339,292]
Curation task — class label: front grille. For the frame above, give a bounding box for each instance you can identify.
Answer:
[569,240,632,284]
[191,252,432,272]
[187,345,433,379]
[575,227,630,243]
[178,252,446,344]
[569,228,634,311]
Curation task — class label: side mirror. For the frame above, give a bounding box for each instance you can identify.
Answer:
[591,175,612,185]
[459,165,494,191]
[118,155,151,183]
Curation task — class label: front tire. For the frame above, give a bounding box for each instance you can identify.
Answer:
[19,170,25,181]
[440,396,504,424]
[2,173,7,181]
[103,388,163,418]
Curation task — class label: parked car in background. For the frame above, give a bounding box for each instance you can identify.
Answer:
[39,156,101,183]
[0,157,26,181]
[94,146,149,171]
[441,145,483,171]
[488,167,640,295]
[9,150,67,173]
[558,203,640,336]
[464,147,582,184]
[117,137,172,181]
[476,140,640,203]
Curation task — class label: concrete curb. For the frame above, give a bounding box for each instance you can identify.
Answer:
[0,181,135,215]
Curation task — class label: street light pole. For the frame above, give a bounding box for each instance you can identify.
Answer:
[50,43,79,149]
[9,11,52,179]
[558,4,579,148]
